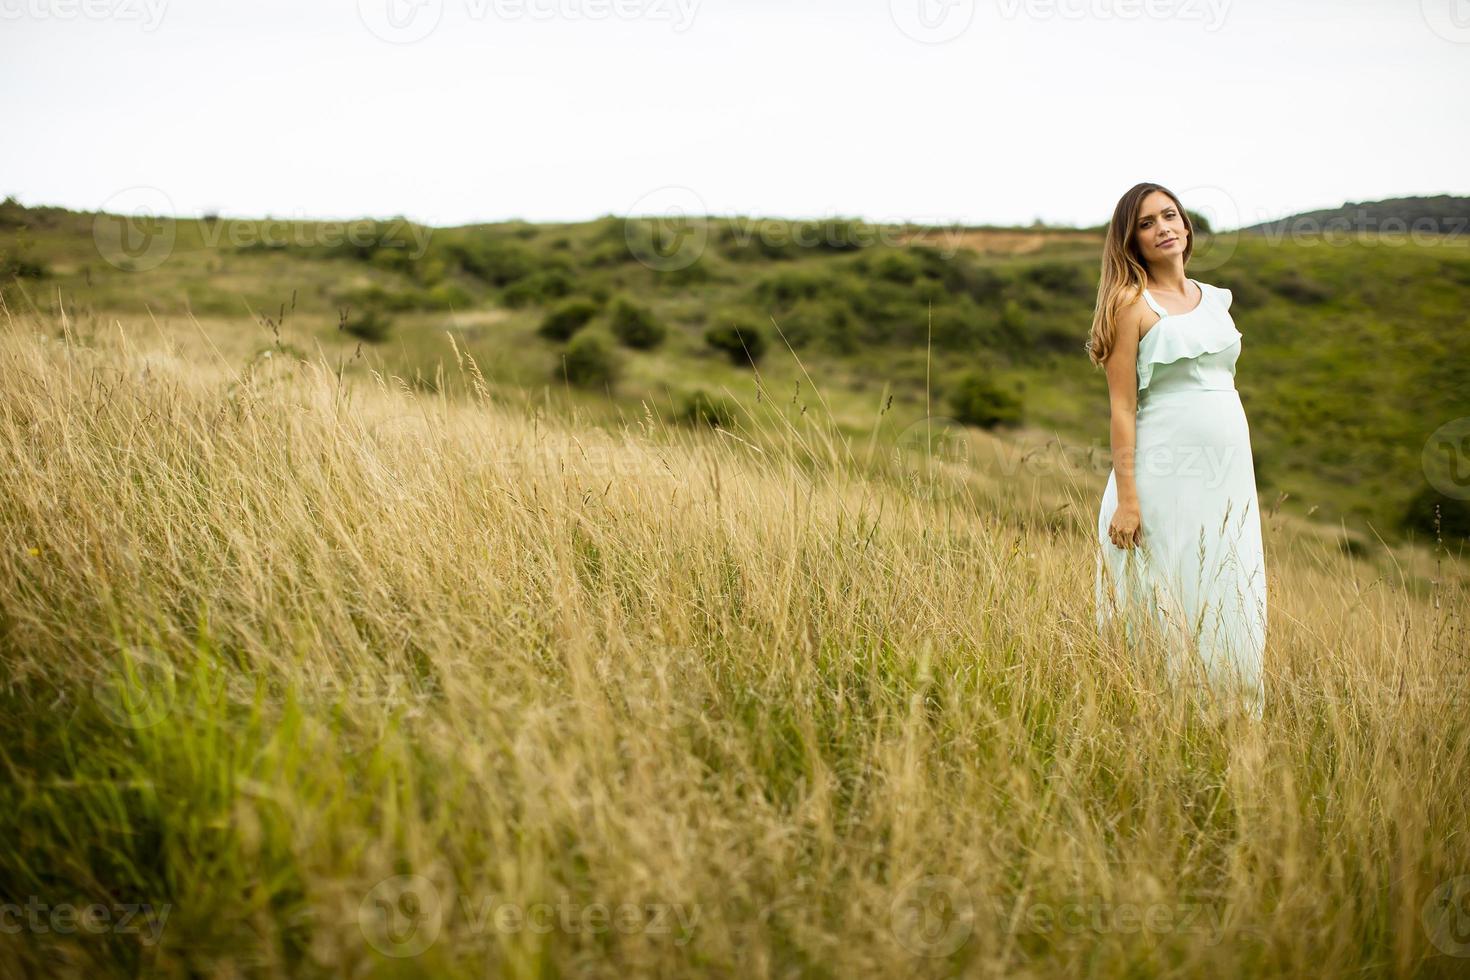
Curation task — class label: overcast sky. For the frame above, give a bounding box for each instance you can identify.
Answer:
[4,0,1467,230]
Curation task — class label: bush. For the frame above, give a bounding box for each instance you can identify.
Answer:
[443,237,539,286]
[1270,270,1331,305]
[678,389,735,428]
[948,369,1023,429]
[716,218,874,262]
[607,296,666,349]
[704,320,767,366]
[754,269,828,307]
[1026,314,1086,355]
[538,298,600,341]
[337,284,430,312]
[340,308,393,344]
[927,301,992,352]
[558,331,619,390]
[947,259,1007,305]
[861,250,925,285]
[426,281,474,310]
[998,299,1028,345]
[785,297,855,353]
[0,248,48,280]
[1400,482,1470,543]
[584,240,636,268]
[502,269,574,308]
[1021,261,1093,302]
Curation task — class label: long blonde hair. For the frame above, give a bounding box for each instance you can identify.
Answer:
[1085,182,1196,366]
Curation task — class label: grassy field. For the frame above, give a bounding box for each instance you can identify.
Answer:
[0,298,1467,977]
[4,199,1468,552]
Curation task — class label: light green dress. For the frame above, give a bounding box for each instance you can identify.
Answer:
[1095,279,1267,718]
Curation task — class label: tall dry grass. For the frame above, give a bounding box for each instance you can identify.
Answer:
[0,305,1466,979]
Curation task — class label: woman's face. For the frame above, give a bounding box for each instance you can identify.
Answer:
[1134,191,1188,262]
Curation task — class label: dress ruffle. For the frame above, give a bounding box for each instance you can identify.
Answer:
[1137,285,1241,391]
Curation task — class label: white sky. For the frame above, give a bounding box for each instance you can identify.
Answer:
[3,0,1467,230]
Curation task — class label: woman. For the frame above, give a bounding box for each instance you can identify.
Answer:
[1087,182,1266,719]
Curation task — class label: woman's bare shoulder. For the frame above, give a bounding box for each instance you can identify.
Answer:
[1116,290,1152,343]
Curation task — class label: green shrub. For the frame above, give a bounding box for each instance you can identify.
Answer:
[502,269,574,308]
[426,281,474,309]
[337,284,430,312]
[1219,276,1270,311]
[948,369,1023,429]
[584,241,636,267]
[0,196,28,229]
[340,308,393,344]
[0,247,48,280]
[1270,270,1331,305]
[717,217,875,262]
[368,247,419,276]
[785,297,855,353]
[861,250,925,285]
[718,225,797,262]
[678,389,735,428]
[558,331,619,390]
[947,258,1008,305]
[999,299,1028,342]
[608,296,666,349]
[443,237,539,286]
[704,320,767,366]
[1187,210,1214,234]
[1021,261,1093,301]
[754,269,828,306]
[927,301,993,352]
[538,298,600,341]
[813,218,876,252]
[1026,313,1086,355]
[1400,482,1470,543]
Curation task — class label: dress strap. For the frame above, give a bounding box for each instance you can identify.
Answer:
[1140,287,1169,318]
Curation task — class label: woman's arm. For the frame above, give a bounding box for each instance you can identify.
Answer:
[1103,297,1149,547]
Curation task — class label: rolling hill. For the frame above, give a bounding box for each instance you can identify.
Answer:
[3,195,1468,557]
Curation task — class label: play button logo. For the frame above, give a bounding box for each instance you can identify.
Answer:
[359,0,443,44]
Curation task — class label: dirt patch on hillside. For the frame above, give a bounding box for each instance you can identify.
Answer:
[896,228,1103,255]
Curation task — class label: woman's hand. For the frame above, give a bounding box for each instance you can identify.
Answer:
[1108,502,1143,550]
